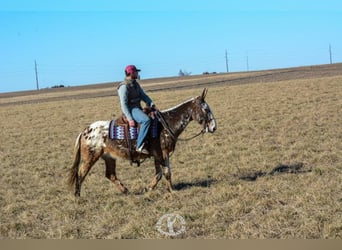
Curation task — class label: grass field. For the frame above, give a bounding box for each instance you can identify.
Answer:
[1,64,342,239]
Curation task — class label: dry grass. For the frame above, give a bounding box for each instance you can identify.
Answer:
[1,66,342,239]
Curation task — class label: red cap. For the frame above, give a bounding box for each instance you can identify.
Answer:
[125,65,141,75]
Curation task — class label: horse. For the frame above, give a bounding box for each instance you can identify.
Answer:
[68,88,217,197]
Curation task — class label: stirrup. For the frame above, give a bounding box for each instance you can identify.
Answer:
[136,143,149,155]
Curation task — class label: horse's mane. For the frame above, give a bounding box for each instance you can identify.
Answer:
[161,97,195,113]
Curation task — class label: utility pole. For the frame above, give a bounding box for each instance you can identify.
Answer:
[225,50,229,73]
[329,44,333,64]
[246,53,249,72]
[35,60,39,90]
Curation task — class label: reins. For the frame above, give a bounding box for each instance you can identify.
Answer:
[178,129,205,141]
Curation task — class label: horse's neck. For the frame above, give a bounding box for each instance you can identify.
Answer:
[162,101,193,137]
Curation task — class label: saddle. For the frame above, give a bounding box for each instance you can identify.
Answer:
[109,107,157,140]
[109,107,159,165]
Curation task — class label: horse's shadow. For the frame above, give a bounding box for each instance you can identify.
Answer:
[173,177,216,191]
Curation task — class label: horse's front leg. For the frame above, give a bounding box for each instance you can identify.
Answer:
[148,159,163,191]
[163,156,174,192]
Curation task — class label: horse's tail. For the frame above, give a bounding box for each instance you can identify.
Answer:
[67,132,82,188]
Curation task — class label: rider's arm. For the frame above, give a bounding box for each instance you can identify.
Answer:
[137,83,155,108]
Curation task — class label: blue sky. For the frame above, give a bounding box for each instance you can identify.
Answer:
[1,0,341,93]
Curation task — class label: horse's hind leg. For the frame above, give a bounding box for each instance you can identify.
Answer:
[75,150,102,197]
[75,161,95,197]
[103,155,128,194]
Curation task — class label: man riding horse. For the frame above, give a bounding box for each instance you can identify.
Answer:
[69,86,216,196]
[117,65,157,155]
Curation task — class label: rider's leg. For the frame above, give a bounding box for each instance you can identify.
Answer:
[131,108,151,149]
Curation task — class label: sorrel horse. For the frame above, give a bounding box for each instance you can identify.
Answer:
[68,88,217,196]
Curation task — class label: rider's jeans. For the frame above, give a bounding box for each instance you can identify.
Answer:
[131,107,151,148]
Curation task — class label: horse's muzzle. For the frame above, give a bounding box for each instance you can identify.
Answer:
[206,118,217,133]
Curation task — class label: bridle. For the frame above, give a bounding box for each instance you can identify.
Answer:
[155,101,211,142]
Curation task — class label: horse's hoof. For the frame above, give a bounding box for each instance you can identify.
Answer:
[122,188,129,195]
[167,189,175,195]
[145,186,156,192]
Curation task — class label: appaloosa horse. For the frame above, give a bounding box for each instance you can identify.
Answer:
[68,88,217,196]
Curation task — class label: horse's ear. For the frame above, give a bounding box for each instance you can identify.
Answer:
[201,88,208,100]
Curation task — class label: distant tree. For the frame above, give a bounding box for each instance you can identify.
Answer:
[51,84,65,88]
[179,69,191,76]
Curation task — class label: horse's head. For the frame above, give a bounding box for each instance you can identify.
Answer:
[192,88,217,133]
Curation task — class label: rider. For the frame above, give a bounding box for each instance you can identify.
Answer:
[117,65,157,155]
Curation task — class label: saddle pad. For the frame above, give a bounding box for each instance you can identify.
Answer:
[150,116,158,138]
[109,120,138,140]
[109,118,158,140]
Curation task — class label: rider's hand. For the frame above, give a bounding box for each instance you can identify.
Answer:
[128,120,135,127]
